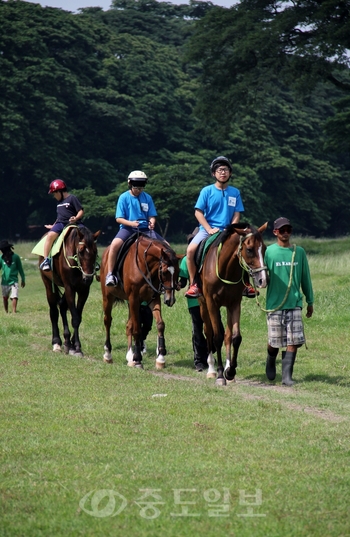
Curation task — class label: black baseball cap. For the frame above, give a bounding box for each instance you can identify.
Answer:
[273,217,291,230]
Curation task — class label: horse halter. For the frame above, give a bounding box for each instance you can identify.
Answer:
[215,229,266,285]
[63,230,98,279]
[236,231,267,277]
[136,239,177,295]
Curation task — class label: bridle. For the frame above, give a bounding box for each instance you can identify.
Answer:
[135,238,177,295]
[63,228,99,279]
[215,230,266,285]
[236,232,267,278]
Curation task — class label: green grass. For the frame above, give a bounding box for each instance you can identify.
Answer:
[1,239,350,536]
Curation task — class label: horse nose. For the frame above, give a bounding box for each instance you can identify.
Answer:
[164,294,176,307]
[257,271,268,288]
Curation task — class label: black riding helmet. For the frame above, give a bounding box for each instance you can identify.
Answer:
[210,156,233,175]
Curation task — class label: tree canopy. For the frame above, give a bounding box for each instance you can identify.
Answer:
[1,0,350,240]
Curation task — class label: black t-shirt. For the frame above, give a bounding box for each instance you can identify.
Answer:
[56,195,83,224]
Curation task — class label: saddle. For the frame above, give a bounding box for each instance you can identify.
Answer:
[113,231,165,285]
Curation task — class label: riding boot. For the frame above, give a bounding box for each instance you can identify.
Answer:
[265,351,278,380]
[282,351,296,386]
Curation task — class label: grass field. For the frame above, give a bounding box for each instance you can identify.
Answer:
[1,238,350,536]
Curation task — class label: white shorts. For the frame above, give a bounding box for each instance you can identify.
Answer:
[267,308,305,348]
[2,283,19,299]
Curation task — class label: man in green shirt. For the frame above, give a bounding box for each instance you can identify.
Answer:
[0,240,26,313]
[264,217,314,386]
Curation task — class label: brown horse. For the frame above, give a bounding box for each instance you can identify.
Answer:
[39,226,100,356]
[198,223,268,385]
[100,234,180,369]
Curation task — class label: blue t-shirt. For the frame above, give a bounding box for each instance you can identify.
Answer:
[195,184,244,231]
[116,191,157,229]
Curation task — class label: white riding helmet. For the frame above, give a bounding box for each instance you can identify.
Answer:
[128,170,148,187]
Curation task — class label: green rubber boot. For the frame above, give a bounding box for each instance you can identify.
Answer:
[282,351,296,386]
[265,351,277,381]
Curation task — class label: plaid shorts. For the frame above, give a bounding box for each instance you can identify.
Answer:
[267,308,305,348]
[2,283,19,299]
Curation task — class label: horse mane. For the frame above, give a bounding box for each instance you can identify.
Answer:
[211,222,255,248]
[69,225,95,249]
[139,235,178,264]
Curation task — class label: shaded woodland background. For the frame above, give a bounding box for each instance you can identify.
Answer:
[1,0,350,242]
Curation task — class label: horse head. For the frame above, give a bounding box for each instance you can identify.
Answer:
[74,227,101,282]
[158,245,180,307]
[234,222,268,289]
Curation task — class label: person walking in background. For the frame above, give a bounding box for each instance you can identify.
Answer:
[0,240,26,313]
[105,170,164,287]
[264,217,314,386]
[39,179,84,271]
[185,156,256,299]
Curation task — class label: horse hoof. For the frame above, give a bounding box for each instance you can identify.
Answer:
[156,360,165,370]
[127,360,144,368]
[64,345,70,355]
[224,371,236,382]
[52,344,61,352]
[103,356,113,364]
[69,350,83,357]
[206,372,217,379]
[215,377,227,386]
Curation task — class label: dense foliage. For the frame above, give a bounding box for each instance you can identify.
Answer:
[1,0,349,240]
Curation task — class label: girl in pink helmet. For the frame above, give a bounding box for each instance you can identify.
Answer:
[39,180,84,271]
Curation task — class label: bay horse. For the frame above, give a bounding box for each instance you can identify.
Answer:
[39,226,101,356]
[100,234,180,369]
[199,223,268,385]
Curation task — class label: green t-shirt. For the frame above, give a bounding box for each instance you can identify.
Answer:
[264,243,314,311]
[0,253,25,286]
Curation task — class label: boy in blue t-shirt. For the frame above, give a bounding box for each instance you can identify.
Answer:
[185,156,255,299]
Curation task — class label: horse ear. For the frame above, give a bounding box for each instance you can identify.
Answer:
[93,230,101,242]
[258,222,268,234]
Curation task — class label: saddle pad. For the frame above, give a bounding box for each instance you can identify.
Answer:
[31,226,75,257]
[195,231,221,271]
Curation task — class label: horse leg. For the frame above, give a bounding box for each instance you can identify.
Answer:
[49,299,62,352]
[151,299,166,369]
[58,293,72,354]
[199,299,219,380]
[64,286,84,357]
[71,288,90,357]
[102,292,114,364]
[42,277,62,352]
[224,305,242,382]
[126,296,143,368]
